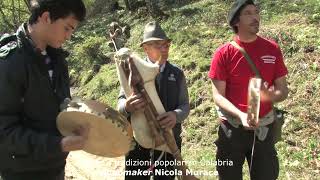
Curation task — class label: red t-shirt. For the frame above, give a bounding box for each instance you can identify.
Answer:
[208,36,288,117]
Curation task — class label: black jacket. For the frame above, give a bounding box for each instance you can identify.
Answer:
[0,24,70,172]
[156,62,184,149]
[156,62,183,113]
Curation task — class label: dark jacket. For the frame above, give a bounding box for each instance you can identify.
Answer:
[156,62,185,149]
[156,62,182,112]
[0,24,70,172]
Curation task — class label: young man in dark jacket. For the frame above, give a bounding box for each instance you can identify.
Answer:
[0,0,87,179]
[118,21,190,180]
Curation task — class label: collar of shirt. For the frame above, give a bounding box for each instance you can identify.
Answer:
[41,50,47,56]
[24,24,44,54]
[234,35,260,48]
[146,57,167,73]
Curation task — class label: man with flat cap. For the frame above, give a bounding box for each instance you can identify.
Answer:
[208,0,288,179]
[117,21,190,180]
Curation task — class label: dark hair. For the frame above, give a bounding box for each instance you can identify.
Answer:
[28,0,86,24]
[230,1,255,33]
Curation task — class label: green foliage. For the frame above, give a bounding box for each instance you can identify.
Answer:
[182,146,216,179]
[0,0,29,33]
[83,0,95,7]
[67,36,113,75]
[75,64,119,108]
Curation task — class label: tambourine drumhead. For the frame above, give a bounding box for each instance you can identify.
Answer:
[57,100,133,157]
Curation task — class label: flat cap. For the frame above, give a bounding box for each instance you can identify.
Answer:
[140,21,171,46]
[228,0,255,26]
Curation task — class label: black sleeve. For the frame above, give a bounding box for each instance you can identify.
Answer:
[117,87,131,118]
[0,57,62,158]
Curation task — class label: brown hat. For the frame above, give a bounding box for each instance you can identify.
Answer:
[140,21,171,46]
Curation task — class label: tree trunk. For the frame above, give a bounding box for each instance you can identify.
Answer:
[18,0,21,25]
[124,0,132,10]
[23,0,31,11]
[88,0,118,16]
[124,0,144,11]
[145,0,167,18]
[11,0,17,27]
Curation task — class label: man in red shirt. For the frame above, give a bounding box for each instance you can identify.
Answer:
[208,0,288,179]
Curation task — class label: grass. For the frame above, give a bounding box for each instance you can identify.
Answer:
[66,0,320,179]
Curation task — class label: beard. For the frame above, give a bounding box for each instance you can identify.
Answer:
[249,22,260,34]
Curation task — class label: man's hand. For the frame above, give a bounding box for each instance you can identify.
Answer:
[238,112,256,130]
[157,111,177,130]
[260,81,275,102]
[125,93,146,113]
[260,76,289,103]
[61,125,89,152]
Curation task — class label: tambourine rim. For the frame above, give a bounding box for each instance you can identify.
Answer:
[57,110,132,157]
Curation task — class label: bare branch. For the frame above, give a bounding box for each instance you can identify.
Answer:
[12,0,17,27]
[23,0,31,11]
[0,4,15,29]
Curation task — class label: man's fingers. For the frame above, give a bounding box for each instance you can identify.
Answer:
[166,121,175,130]
[129,93,142,100]
[157,112,169,120]
[159,117,171,127]
[127,93,142,103]
[136,102,146,109]
[156,111,177,129]
[131,99,146,109]
[126,94,146,112]
[131,98,145,105]
[159,116,176,130]
[61,135,87,152]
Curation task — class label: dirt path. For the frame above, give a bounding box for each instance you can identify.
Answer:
[65,151,125,180]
